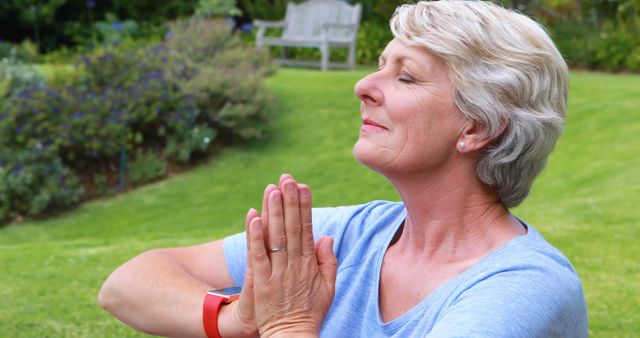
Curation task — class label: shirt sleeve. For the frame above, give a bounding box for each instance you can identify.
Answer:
[426,265,588,338]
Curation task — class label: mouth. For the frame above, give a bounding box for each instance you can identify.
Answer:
[361,117,388,132]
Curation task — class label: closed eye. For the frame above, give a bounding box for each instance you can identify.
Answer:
[398,72,416,84]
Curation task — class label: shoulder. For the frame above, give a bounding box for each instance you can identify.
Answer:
[430,223,588,337]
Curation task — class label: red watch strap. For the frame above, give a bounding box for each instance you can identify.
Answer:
[203,293,225,338]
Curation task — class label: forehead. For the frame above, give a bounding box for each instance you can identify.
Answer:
[379,38,447,72]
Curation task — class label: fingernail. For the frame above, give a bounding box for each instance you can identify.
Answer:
[299,185,309,197]
[251,218,262,230]
[272,190,281,203]
[284,180,296,191]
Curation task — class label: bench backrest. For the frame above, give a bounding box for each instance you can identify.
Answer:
[282,0,362,40]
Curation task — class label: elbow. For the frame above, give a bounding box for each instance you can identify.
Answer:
[98,271,120,314]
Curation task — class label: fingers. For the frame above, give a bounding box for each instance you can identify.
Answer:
[298,184,315,257]
[279,173,294,186]
[244,209,260,286]
[267,190,288,272]
[246,208,260,226]
[249,217,271,283]
[281,179,302,258]
[238,211,257,319]
[261,184,278,225]
[261,184,278,247]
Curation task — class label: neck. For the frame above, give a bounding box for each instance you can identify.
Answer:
[385,161,524,263]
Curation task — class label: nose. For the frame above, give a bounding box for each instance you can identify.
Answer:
[354,72,383,106]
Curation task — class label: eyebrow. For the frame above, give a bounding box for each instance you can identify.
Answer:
[378,54,422,70]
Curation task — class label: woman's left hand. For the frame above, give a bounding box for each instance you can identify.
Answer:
[247,177,337,338]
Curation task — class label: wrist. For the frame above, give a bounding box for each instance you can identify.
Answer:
[218,302,258,338]
[261,327,318,338]
[267,332,318,338]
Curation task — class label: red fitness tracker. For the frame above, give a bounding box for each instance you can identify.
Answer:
[203,287,242,338]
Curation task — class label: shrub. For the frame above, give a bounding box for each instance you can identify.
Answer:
[0,18,275,224]
[0,55,47,98]
[194,0,242,18]
[166,124,217,163]
[0,149,83,223]
[356,21,394,66]
[128,150,167,185]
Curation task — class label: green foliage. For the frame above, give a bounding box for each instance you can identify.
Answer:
[194,0,242,18]
[0,40,39,62]
[239,0,303,21]
[93,13,142,44]
[166,124,217,163]
[0,18,274,223]
[0,0,198,52]
[128,150,167,185]
[0,54,46,97]
[552,14,640,71]
[356,21,393,65]
[0,148,83,222]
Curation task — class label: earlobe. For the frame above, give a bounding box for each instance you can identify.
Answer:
[457,119,502,153]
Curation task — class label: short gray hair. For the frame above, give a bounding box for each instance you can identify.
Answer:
[391,0,569,208]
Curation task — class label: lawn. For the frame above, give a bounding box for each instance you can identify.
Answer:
[0,68,638,337]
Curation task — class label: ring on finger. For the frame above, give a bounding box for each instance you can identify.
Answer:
[269,247,287,253]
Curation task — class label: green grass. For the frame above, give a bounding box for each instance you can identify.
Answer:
[0,68,638,337]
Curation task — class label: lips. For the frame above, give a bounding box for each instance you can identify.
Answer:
[362,117,388,130]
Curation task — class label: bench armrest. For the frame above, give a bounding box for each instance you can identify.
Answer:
[254,20,287,43]
[321,23,359,39]
[254,20,286,28]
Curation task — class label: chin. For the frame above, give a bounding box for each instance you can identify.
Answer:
[353,139,383,172]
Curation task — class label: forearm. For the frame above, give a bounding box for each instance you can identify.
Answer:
[99,249,216,337]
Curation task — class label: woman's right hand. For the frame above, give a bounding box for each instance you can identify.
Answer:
[217,182,280,338]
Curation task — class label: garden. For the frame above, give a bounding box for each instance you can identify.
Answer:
[1,0,639,337]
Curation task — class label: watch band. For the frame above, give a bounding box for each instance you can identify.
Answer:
[203,292,226,338]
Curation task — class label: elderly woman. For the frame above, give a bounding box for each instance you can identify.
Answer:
[99,1,588,337]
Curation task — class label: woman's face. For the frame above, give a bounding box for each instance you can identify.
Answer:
[353,39,468,176]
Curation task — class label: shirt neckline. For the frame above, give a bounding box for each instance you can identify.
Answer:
[372,203,532,331]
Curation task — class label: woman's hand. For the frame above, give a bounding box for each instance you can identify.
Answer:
[217,183,279,338]
[248,177,338,338]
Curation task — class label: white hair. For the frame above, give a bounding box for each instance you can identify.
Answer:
[391,0,569,208]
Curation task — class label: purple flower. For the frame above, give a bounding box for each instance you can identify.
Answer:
[241,23,253,33]
[112,22,123,31]
[85,0,96,8]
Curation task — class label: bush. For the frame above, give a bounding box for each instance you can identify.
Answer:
[550,10,640,72]
[356,21,394,65]
[0,55,47,98]
[128,150,167,185]
[0,18,275,224]
[0,149,83,222]
[166,124,217,163]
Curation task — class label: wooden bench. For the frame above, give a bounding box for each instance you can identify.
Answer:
[254,0,362,71]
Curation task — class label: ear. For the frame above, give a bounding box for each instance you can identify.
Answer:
[456,118,508,153]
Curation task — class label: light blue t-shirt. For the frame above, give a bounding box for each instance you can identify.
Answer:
[224,200,588,337]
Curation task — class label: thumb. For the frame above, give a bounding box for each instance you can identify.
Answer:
[238,211,259,318]
[316,236,338,285]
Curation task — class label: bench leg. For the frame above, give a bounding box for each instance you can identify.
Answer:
[348,43,356,69]
[320,43,329,71]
